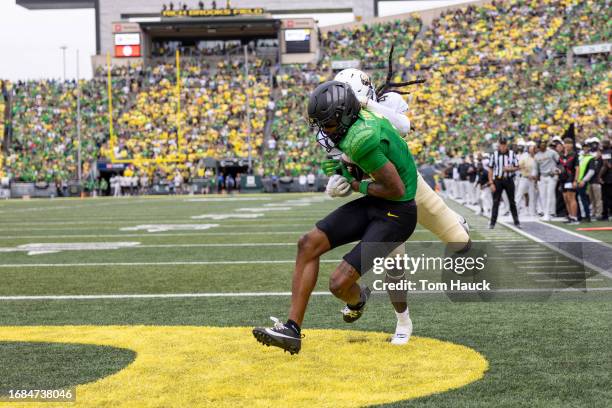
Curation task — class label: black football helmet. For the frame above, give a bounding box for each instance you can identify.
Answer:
[308,80,361,151]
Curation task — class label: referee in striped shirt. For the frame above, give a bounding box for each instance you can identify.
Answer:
[488,137,521,229]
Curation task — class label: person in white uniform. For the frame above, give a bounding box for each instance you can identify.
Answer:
[535,139,560,221]
[516,142,538,216]
[325,67,471,346]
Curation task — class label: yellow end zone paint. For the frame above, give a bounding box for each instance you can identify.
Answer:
[0,326,488,407]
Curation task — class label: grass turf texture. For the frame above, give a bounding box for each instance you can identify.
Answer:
[0,194,610,407]
[0,342,135,398]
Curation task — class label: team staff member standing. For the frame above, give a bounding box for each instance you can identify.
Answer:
[488,137,520,229]
[535,139,560,221]
[560,138,579,224]
[598,139,612,221]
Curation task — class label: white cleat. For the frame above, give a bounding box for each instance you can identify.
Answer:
[390,317,413,345]
[458,215,470,234]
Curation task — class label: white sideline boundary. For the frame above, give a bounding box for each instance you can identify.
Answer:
[1,287,612,301]
[501,222,612,280]
[535,220,612,250]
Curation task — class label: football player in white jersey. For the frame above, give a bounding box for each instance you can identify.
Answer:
[323,65,471,345]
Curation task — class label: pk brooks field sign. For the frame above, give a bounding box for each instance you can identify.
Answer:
[162,8,265,18]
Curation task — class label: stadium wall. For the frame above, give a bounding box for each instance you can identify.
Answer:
[99,0,375,57]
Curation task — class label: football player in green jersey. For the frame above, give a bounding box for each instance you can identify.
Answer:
[253,81,419,354]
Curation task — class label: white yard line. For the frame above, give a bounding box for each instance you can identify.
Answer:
[0,217,327,225]
[518,265,580,269]
[499,248,551,256]
[534,279,603,282]
[0,259,343,268]
[1,287,611,301]
[0,224,316,232]
[527,272,594,275]
[138,243,296,248]
[486,256,564,260]
[0,232,306,239]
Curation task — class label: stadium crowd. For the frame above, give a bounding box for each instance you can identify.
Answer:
[0,0,609,206]
[320,17,421,70]
[443,136,612,223]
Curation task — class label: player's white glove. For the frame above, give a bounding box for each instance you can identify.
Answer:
[326,174,352,198]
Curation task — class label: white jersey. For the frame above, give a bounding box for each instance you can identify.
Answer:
[378,92,409,115]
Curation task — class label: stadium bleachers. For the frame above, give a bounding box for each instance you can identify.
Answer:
[403,0,594,159]
[321,17,422,69]
[1,0,610,184]
[263,66,327,177]
[8,79,106,183]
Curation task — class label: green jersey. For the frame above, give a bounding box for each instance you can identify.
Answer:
[338,109,417,201]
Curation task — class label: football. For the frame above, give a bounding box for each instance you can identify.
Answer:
[341,153,366,181]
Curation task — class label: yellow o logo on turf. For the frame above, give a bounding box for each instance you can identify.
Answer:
[0,326,488,407]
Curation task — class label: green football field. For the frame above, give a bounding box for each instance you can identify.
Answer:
[0,194,610,407]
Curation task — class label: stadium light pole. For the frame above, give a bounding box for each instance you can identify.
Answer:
[60,45,68,81]
[244,45,252,174]
[76,49,82,185]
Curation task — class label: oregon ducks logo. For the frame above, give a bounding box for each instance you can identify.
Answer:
[0,326,488,407]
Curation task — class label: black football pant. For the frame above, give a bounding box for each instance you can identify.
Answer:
[603,183,612,219]
[490,178,519,226]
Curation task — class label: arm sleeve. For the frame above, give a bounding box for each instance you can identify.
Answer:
[582,169,595,183]
[365,100,411,134]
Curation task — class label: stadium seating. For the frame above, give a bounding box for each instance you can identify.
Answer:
[263,66,327,177]
[2,0,610,184]
[552,0,612,53]
[385,0,612,160]
[8,79,106,183]
[107,59,271,183]
[321,17,422,69]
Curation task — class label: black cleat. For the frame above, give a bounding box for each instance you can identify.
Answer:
[253,317,302,355]
[341,286,370,323]
[341,304,366,323]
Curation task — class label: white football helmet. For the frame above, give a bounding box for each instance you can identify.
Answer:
[334,68,376,102]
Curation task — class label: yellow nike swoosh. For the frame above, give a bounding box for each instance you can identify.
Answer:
[387,212,399,218]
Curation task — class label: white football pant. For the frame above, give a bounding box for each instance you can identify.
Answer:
[416,175,470,245]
